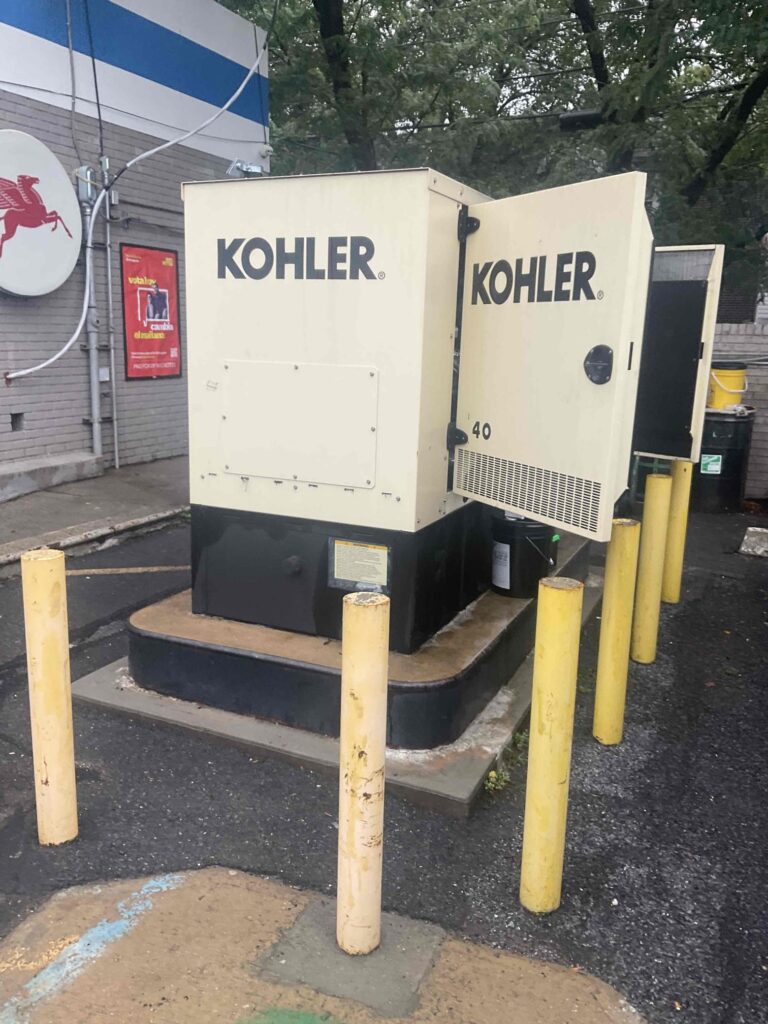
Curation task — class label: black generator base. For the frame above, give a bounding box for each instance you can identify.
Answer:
[191,503,491,655]
[128,533,590,750]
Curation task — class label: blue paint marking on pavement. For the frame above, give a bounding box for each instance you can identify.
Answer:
[0,874,183,1024]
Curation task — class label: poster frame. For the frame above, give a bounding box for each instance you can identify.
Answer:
[120,242,183,382]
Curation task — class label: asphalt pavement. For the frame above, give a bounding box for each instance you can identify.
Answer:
[0,514,766,1024]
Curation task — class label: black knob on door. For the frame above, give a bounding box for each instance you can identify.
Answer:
[584,345,613,384]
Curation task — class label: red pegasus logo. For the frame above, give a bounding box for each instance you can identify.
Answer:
[0,174,73,258]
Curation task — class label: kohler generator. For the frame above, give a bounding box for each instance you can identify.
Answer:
[182,168,653,650]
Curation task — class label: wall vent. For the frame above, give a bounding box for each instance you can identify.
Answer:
[456,449,602,534]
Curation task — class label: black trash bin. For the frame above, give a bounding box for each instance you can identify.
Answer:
[691,409,754,512]
[491,513,558,598]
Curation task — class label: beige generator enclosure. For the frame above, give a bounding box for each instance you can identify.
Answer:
[184,169,653,545]
[453,172,653,541]
[183,169,490,534]
[181,167,654,659]
[633,244,724,463]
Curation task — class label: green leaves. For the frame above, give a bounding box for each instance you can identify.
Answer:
[224,0,768,284]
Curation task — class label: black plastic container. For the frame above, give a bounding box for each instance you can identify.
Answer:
[491,514,558,598]
[691,409,754,513]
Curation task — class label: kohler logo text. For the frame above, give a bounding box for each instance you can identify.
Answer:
[471,251,597,304]
[217,236,376,280]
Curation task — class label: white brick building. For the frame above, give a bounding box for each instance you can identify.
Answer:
[0,0,268,500]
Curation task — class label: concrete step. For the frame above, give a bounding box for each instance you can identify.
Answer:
[0,451,103,504]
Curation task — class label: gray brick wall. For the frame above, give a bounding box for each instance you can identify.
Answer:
[0,88,232,469]
[714,324,768,499]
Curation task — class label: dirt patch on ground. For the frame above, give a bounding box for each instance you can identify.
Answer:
[0,868,641,1024]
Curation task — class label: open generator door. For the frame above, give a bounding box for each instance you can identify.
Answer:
[452,172,653,543]
[633,244,724,462]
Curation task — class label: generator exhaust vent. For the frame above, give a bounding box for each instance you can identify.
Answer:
[455,449,602,534]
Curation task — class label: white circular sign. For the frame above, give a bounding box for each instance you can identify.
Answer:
[0,130,82,297]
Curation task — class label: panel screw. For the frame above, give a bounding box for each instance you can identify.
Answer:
[224,364,229,370]
[369,371,375,377]
[370,426,376,433]
[395,496,401,502]
[294,364,299,370]
[225,464,229,469]
[222,414,227,420]
[366,479,371,485]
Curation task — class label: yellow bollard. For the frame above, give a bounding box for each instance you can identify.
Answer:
[593,519,641,746]
[630,474,672,664]
[336,592,390,955]
[662,460,693,605]
[21,549,78,846]
[520,577,584,915]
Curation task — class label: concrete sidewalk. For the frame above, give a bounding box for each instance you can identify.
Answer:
[0,868,640,1024]
[0,457,189,568]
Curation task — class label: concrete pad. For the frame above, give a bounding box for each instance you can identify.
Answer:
[72,658,512,815]
[259,899,444,1017]
[0,869,643,1024]
[72,578,603,816]
[739,526,768,557]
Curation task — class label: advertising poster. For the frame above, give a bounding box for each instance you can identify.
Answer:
[120,244,182,379]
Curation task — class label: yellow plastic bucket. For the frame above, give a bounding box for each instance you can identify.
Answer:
[707,361,747,409]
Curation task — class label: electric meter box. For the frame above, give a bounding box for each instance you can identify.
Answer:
[183,169,492,652]
[183,169,652,651]
[633,244,724,462]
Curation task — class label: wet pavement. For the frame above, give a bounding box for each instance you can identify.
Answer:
[0,512,766,1024]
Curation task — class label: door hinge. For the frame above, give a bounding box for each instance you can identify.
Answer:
[457,208,480,242]
[446,423,469,448]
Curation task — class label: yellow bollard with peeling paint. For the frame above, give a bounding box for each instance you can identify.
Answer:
[520,577,584,914]
[21,548,78,846]
[337,592,390,955]
[593,519,641,746]
[631,474,672,664]
[662,460,693,605]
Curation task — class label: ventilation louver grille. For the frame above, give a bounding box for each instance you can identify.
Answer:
[456,449,602,534]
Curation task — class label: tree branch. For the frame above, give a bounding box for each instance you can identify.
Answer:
[311,0,377,169]
[682,60,768,205]
[570,0,610,90]
[606,0,678,172]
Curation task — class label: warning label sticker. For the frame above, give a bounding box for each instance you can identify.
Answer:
[330,539,389,591]
[700,454,722,475]
[492,541,511,590]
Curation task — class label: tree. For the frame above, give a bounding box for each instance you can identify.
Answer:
[223,0,768,288]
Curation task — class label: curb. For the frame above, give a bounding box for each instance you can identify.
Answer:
[0,506,189,568]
